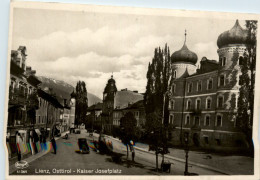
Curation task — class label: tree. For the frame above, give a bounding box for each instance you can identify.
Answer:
[144,44,171,123]
[75,81,88,127]
[236,20,257,156]
[118,112,138,160]
[143,44,172,171]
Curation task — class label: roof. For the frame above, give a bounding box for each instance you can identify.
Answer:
[37,89,63,108]
[124,100,144,110]
[217,20,252,48]
[114,90,144,109]
[87,102,103,111]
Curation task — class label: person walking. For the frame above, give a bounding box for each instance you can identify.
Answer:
[16,132,23,162]
[51,136,57,154]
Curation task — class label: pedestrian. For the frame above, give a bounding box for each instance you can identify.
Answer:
[51,136,57,154]
[130,145,135,162]
[16,132,23,162]
[43,133,47,151]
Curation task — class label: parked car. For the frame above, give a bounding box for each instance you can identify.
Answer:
[74,129,81,134]
[78,138,90,154]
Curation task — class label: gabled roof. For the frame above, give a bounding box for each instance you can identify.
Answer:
[114,90,143,109]
[87,102,103,111]
[124,100,144,110]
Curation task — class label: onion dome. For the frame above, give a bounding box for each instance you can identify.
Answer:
[70,90,76,98]
[171,30,198,65]
[108,74,115,83]
[104,74,117,93]
[217,20,251,48]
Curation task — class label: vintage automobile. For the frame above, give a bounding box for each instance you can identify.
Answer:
[74,129,81,134]
[77,138,90,154]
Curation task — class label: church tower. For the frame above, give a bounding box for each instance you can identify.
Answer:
[69,90,76,129]
[102,75,117,132]
[171,30,198,79]
[216,20,252,125]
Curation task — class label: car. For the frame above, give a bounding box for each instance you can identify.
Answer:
[74,129,81,134]
[77,138,90,154]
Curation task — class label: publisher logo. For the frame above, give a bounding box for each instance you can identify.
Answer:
[15,160,29,169]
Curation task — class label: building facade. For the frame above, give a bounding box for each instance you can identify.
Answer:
[86,102,103,131]
[113,100,146,127]
[168,20,250,151]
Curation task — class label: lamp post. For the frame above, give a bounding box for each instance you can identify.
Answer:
[184,132,189,175]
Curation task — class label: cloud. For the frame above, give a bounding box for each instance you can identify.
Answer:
[193,41,219,65]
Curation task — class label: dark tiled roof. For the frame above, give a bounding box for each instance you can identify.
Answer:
[114,90,143,109]
[87,102,103,111]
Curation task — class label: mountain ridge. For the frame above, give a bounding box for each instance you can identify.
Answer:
[37,76,102,106]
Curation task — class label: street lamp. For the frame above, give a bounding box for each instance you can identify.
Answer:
[184,132,189,175]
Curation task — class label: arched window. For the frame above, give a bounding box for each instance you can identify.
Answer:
[172,84,176,93]
[185,115,190,125]
[206,97,212,109]
[215,114,222,127]
[207,79,213,90]
[239,56,243,65]
[194,116,200,126]
[219,75,225,86]
[169,114,174,124]
[186,99,192,110]
[222,57,226,66]
[173,70,177,78]
[219,57,222,66]
[217,95,224,108]
[197,81,202,91]
[169,100,175,110]
[204,115,210,126]
[196,98,201,110]
[187,82,192,93]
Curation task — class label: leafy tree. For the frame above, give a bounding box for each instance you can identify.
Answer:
[118,112,138,160]
[75,81,88,127]
[144,44,171,123]
[144,44,172,171]
[236,20,257,156]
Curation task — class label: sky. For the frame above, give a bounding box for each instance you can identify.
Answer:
[11,8,246,98]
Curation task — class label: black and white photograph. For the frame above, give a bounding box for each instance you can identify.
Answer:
[4,1,260,179]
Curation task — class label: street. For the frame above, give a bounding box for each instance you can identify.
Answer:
[10,129,225,175]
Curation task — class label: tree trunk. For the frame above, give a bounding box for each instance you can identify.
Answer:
[155,151,158,171]
[126,144,129,160]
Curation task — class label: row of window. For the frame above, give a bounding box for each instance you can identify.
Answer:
[219,56,244,66]
[169,95,226,110]
[169,114,223,127]
[171,74,243,94]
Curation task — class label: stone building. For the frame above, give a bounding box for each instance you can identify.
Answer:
[69,91,76,129]
[36,89,63,137]
[102,75,144,132]
[7,46,42,158]
[102,75,118,133]
[168,20,251,151]
[86,102,103,131]
[113,100,146,127]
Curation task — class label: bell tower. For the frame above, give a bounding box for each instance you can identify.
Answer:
[102,74,117,132]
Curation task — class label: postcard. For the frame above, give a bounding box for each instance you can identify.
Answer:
[4,1,260,180]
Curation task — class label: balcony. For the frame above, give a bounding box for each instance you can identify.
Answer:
[9,87,27,106]
[9,87,39,109]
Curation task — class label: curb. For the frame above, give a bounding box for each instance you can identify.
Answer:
[8,131,69,174]
[104,135,231,175]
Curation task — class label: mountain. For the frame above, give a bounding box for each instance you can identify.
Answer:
[37,76,102,106]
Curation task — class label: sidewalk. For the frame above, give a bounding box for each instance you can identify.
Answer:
[8,131,69,174]
[105,135,254,175]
